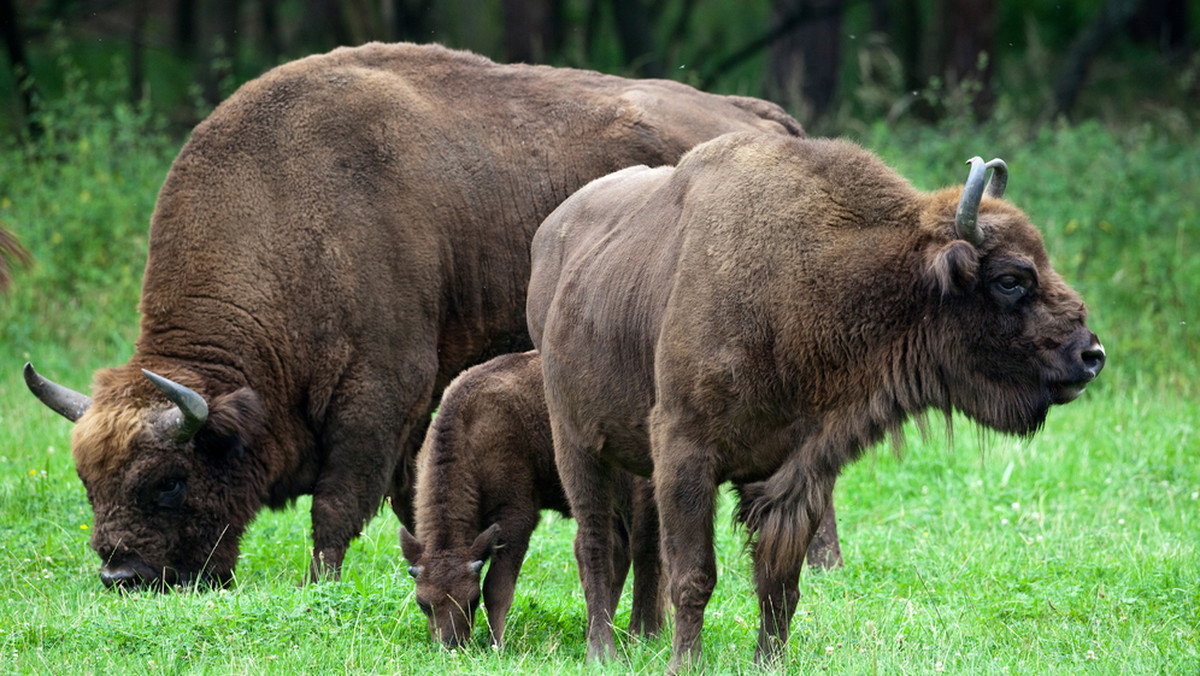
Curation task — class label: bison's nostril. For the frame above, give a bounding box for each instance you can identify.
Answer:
[1081,343,1106,378]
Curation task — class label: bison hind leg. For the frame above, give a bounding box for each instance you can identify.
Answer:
[627,476,664,637]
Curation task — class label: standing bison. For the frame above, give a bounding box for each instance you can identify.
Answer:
[399,350,662,648]
[527,132,1105,669]
[22,42,805,590]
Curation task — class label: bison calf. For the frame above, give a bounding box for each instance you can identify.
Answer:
[527,132,1105,669]
[400,350,662,648]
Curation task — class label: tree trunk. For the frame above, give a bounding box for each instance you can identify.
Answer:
[935,0,996,119]
[131,0,148,105]
[202,0,242,107]
[768,0,844,120]
[1,0,42,138]
[611,0,664,77]
[1046,0,1143,121]
[177,0,197,58]
[503,0,561,63]
[393,0,434,43]
[1128,0,1189,55]
[260,0,282,63]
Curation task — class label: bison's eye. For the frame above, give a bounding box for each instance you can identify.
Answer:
[990,271,1032,308]
[416,599,433,617]
[995,275,1022,293]
[155,478,187,508]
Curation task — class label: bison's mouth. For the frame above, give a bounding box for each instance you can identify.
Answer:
[1051,381,1089,405]
[1049,336,1105,405]
[99,561,229,592]
[100,560,176,591]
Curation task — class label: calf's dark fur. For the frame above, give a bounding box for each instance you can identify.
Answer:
[399,351,661,648]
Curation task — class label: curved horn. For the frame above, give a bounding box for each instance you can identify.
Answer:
[24,362,92,422]
[142,369,209,441]
[984,158,1007,198]
[954,156,1007,244]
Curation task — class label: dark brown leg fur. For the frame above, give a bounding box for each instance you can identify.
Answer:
[653,432,718,674]
[554,426,619,662]
[628,477,664,637]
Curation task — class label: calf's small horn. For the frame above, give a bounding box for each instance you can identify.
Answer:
[24,362,92,422]
[954,156,1008,244]
[143,369,209,441]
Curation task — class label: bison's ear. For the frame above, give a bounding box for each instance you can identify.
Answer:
[469,523,502,564]
[926,240,980,297]
[198,387,266,460]
[399,526,424,564]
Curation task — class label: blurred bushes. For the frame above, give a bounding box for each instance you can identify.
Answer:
[1,48,1195,395]
[0,54,175,369]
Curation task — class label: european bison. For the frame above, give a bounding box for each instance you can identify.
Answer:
[399,350,662,648]
[526,132,1105,669]
[23,42,805,590]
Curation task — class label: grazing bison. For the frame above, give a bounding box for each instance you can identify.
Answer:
[23,42,806,590]
[399,350,662,648]
[527,132,1105,669]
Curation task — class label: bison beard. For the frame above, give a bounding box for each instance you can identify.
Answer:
[23,42,806,591]
[527,133,1104,670]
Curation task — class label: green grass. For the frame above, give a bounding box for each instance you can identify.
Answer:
[1,81,1197,673]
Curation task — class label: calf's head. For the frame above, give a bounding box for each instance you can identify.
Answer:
[25,363,266,590]
[399,524,499,648]
[919,157,1105,434]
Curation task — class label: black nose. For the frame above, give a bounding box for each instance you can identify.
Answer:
[1080,341,1106,379]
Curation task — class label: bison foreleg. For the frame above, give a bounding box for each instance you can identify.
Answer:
[310,370,426,583]
[481,515,537,647]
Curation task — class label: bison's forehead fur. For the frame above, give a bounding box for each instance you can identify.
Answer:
[70,365,208,481]
[71,404,150,481]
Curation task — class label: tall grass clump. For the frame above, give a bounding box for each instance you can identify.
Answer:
[1,55,1196,672]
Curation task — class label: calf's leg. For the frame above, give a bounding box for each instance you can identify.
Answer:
[609,505,633,619]
[482,512,538,646]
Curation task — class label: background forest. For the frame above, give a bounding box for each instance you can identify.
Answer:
[2,0,1199,138]
[0,1,1197,674]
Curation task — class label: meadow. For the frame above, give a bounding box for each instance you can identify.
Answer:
[0,80,1196,673]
